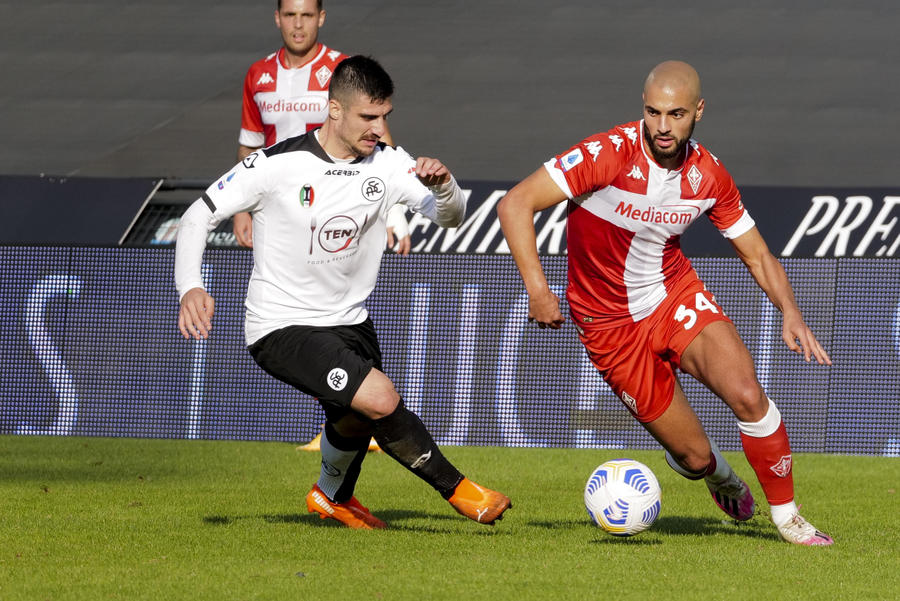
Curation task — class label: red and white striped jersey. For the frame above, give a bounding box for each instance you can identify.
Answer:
[545,120,755,327]
[239,44,348,148]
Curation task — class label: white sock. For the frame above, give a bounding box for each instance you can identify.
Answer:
[317,429,361,501]
[705,438,733,483]
[770,501,799,527]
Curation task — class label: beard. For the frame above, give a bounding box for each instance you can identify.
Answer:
[643,119,696,164]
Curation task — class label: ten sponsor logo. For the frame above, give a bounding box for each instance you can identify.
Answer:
[318,215,359,252]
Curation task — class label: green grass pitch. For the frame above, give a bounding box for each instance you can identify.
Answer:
[1,436,897,600]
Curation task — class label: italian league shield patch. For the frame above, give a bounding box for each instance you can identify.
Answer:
[300,184,315,207]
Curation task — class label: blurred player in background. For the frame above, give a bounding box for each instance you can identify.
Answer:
[177,56,510,529]
[233,0,410,252]
[498,60,833,546]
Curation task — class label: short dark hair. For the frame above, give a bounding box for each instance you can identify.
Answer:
[329,55,394,105]
[277,1,322,11]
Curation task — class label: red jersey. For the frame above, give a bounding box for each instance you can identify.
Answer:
[545,120,755,327]
[239,44,348,148]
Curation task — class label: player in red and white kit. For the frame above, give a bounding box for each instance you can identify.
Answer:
[233,0,409,252]
[498,61,833,546]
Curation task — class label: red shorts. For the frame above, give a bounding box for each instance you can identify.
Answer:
[573,276,732,423]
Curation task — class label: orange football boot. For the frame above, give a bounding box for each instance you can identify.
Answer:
[448,477,511,525]
[305,484,387,529]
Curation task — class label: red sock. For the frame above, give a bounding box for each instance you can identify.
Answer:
[740,422,794,505]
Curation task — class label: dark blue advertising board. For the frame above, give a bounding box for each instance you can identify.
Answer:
[1,247,897,455]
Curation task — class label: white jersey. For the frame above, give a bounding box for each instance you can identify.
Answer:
[175,131,466,344]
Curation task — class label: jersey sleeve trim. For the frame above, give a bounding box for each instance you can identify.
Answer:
[719,211,756,239]
[239,129,265,148]
[543,158,574,198]
[201,192,216,212]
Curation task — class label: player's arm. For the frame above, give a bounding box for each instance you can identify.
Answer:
[232,146,260,248]
[408,156,467,228]
[497,167,569,329]
[730,226,831,365]
[175,200,217,340]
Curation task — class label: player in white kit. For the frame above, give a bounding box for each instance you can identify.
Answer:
[233,0,409,253]
[498,61,832,545]
[177,56,510,529]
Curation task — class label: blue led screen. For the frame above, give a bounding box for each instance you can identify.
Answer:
[1,247,897,456]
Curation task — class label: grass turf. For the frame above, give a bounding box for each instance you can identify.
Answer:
[1,436,897,601]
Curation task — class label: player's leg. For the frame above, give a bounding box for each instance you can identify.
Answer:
[247,324,385,529]
[351,369,511,525]
[641,378,756,521]
[679,319,832,544]
[577,305,753,521]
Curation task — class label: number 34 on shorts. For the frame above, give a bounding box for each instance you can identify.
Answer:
[674,290,723,330]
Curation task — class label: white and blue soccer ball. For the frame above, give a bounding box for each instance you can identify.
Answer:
[584,459,661,536]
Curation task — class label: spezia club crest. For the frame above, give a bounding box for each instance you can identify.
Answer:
[300,184,315,207]
[362,177,385,202]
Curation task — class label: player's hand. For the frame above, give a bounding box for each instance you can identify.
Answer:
[528,288,565,330]
[233,212,253,248]
[781,310,831,365]
[415,157,451,187]
[178,287,216,340]
[386,227,411,256]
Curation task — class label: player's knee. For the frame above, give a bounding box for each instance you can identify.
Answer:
[352,387,400,420]
[667,441,712,475]
[726,384,767,422]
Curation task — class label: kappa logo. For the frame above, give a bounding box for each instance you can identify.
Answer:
[327,367,349,391]
[622,126,638,144]
[609,134,624,152]
[586,141,603,161]
[361,177,385,202]
[770,455,793,478]
[327,50,342,61]
[687,164,703,194]
[256,72,275,86]
[621,391,638,414]
[315,65,333,87]
[559,148,583,172]
[626,165,645,181]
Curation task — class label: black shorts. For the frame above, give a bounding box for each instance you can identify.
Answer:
[248,319,383,420]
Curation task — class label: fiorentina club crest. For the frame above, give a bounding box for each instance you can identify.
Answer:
[300,184,315,207]
[687,164,703,194]
[770,455,793,478]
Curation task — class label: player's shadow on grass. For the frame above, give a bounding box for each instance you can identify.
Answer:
[651,515,780,541]
[528,515,779,543]
[203,510,509,535]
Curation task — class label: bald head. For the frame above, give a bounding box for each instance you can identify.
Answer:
[641,61,705,168]
[644,61,702,105]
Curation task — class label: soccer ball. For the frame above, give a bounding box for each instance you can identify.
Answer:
[584,459,661,536]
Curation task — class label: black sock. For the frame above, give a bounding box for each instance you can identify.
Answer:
[371,400,463,498]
